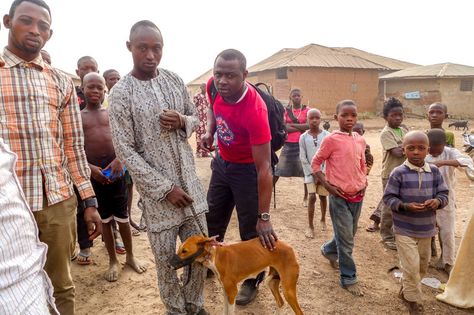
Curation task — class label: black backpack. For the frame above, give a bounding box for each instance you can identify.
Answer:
[208,79,287,167]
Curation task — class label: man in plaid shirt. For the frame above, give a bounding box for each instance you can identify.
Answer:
[0,0,102,314]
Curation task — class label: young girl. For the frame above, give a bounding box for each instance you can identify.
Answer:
[274,88,310,205]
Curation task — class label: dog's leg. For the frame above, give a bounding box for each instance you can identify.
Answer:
[266,267,285,309]
[223,292,236,315]
[280,266,304,315]
[223,284,238,315]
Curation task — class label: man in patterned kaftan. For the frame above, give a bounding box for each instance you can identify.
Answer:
[108,20,209,315]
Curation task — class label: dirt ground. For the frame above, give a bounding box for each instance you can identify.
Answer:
[73,117,474,315]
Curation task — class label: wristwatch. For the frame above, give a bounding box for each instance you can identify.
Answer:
[82,197,98,209]
[257,212,271,221]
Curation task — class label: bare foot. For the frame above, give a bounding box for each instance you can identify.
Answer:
[104,261,120,282]
[343,283,364,296]
[305,228,314,238]
[320,221,327,231]
[433,258,445,270]
[320,245,339,269]
[126,256,147,274]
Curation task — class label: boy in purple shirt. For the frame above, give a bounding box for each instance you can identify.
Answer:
[383,131,448,315]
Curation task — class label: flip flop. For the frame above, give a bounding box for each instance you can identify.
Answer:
[76,251,93,265]
[132,228,141,236]
[383,241,397,250]
[366,226,380,232]
[70,249,79,261]
[115,242,126,255]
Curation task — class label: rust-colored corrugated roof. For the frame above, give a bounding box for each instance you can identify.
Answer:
[248,44,387,72]
[187,68,213,86]
[380,63,474,80]
[334,47,419,70]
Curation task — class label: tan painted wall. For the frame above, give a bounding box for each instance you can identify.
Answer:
[439,79,474,118]
[247,67,379,114]
[382,79,441,116]
[381,78,474,118]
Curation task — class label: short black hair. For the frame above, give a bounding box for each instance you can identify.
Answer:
[353,122,364,130]
[129,20,162,41]
[427,128,447,146]
[77,56,97,68]
[290,88,302,95]
[103,69,119,79]
[336,99,356,114]
[214,49,246,72]
[382,97,403,117]
[429,102,448,113]
[9,0,51,18]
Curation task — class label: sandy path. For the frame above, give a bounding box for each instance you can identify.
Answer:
[73,117,474,314]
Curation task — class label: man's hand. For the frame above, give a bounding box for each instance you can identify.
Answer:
[159,109,183,131]
[256,219,278,251]
[104,159,124,180]
[424,199,441,211]
[166,186,194,208]
[405,202,426,212]
[84,207,102,240]
[90,165,111,185]
[200,132,215,152]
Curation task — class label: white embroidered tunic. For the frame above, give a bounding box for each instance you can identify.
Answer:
[108,69,208,232]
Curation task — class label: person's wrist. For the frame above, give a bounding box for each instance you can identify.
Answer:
[178,114,185,129]
[257,212,271,221]
[82,197,98,210]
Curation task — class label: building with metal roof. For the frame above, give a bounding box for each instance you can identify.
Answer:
[380,63,474,118]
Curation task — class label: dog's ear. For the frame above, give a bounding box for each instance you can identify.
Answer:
[197,235,219,246]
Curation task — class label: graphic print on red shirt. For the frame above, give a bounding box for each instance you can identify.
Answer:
[207,78,271,163]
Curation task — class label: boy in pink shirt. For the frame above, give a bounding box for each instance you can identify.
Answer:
[311,100,367,296]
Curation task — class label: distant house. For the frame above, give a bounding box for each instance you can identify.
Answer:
[59,70,81,87]
[380,63,474,118]
[334,47,419,77]
[187,69,213,97]
[246,44,415,114]
[186,44,417,114]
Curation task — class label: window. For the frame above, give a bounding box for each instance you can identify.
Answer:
[460,79,473,91]
[276,68,288,79]
[351,83,358,93]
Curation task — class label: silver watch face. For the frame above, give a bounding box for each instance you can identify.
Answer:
[260,212,270,221]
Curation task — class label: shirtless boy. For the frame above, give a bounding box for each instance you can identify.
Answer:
[81,72,146,281]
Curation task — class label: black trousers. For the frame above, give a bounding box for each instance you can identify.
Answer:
[76,192,93,250]
[206,155,259,242]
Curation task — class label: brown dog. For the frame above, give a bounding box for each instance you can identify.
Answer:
[170,235,303,315]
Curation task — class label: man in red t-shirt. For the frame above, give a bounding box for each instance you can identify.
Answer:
[201,49,277,305]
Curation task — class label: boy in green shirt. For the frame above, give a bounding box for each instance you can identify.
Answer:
[366,98,408,250]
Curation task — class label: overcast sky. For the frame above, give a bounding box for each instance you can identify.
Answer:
[1,0,473,83]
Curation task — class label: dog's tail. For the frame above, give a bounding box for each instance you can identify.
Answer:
[266,267,285,308]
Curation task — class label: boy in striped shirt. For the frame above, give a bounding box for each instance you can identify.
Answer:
[383,131,448,315]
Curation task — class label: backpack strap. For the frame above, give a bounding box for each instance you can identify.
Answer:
[286,106,299,124]
[208,78,218,106]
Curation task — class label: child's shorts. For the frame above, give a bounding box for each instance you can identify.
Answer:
[91,177,129,224]
[306,183,329,196]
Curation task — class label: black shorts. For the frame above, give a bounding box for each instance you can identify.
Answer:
[91,177,129,223]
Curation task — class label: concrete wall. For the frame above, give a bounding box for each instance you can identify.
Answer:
[381,78,474,118]
[382,79,441,116]
[248,67,379,114]
[439,78,474,118]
